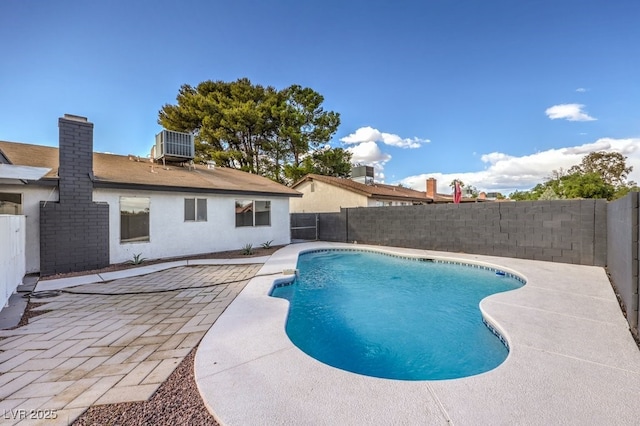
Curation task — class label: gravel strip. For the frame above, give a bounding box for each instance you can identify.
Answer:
[73,346,219,426]
[40,246,281,280]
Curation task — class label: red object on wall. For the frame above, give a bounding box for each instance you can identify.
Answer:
[454,181,462,204]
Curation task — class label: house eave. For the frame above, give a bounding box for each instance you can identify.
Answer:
[368,195,431,203]
[92,180,302,198]
[2,176,303,198]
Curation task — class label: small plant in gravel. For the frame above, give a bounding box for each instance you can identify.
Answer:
[261,240,274,249]
[130,253,147,265]
[241,243,254,255]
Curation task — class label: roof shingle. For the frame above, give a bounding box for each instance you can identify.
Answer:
[294,174,432,202]
[0,141,300,197]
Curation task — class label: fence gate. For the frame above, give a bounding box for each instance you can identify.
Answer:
[290,213,318,241]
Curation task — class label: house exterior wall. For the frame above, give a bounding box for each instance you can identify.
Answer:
[0,185,58,273]
[290,180,368,213]
[94,189,291,264]
[1,184,291,273]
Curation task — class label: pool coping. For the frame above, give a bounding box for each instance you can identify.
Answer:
[195,242,640,425]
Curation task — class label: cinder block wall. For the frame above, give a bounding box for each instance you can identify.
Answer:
[318,212,348,242]
[290,213,318,240]
[607,193,639,329]
[39,115,109,276]
[301,199,607,266]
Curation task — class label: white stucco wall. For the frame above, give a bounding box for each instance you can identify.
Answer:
[0,215,25,308]
[0,185,58,273]
[290,180,368,213]
[94,189,291,264]
[1,184,291,272]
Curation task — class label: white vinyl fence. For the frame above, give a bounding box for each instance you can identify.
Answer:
[0,215,25,308]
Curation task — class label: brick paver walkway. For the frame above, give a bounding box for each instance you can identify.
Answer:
[0,264,261,425]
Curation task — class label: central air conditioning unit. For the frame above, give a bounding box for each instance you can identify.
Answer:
[351,165,374,185]
[154,130,195,163]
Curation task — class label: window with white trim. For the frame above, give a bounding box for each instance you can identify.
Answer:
[235,200,271,227]
[184,198,207,221]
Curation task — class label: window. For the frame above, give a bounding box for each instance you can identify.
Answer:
[120,197,150,243]
[184,198,207,221]
[255,200,271,226]
[0,193,22,214]
[235,200,271,227]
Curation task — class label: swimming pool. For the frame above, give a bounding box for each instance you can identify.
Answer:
[270,249,525,380]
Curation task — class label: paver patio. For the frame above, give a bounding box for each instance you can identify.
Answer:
[0,263,262,426]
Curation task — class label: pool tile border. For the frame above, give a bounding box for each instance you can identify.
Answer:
[297,247,527,283]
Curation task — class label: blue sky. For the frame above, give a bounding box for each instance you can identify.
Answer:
[1,0,639,195]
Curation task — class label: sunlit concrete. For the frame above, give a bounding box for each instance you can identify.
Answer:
[196,242,640,425]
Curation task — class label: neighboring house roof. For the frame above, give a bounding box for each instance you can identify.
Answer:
[429,192,487,203]
[0,141,301,198]
[429,193,481,203]
[293,174,432,203]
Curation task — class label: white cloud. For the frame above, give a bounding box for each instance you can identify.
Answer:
[340,126,429,180]
[576,88,588,93]
[340,126,381,144]
[340,126,429,149]
[398,138,640,195]
[380,133,427,149]
[545,104,597,121]
[346,141,391,164]
[564,140,611,155]
[480,152,514,165]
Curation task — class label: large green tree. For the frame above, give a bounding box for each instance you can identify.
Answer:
[568,151,633,188]
[158,78,344,183]
[284,147,353,183]
[509,151,636,201]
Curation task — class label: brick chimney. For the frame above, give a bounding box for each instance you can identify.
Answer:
[40,114,109,276]
[426,178,437,198]
[58,114,94,203]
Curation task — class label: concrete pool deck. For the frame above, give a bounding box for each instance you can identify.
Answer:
[195,242,640,425]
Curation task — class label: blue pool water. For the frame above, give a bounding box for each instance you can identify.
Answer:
[270,250,525,380]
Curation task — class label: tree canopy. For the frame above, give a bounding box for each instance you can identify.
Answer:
[158,78,347,184]
[568,151,632,187]
[509,151,637,201]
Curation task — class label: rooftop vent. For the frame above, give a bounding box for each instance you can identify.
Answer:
[154,130,194,163]
[351,165,374,185]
